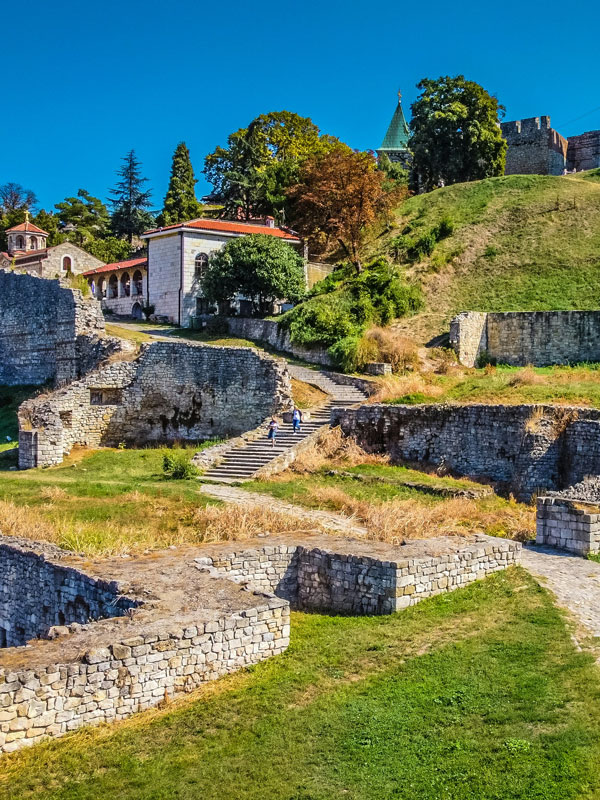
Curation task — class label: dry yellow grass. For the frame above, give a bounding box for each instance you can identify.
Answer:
[304,485,535,543]
[362,327,420,373]
[370,373,446,403]
[291,378,328,410]
[286,426,389,474]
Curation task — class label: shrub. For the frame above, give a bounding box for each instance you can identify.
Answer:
[142,304,155,320]
[434,215,455,240]
[363,327,419,373]
[162,450,199,480]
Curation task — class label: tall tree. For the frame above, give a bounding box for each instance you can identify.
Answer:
[55,189,111,243]
[204,111,346,221]
[0,182,37,214]
[287,149,400,271]
[409,75,507,192]
[159,142,202,225]
[109,150,154,243]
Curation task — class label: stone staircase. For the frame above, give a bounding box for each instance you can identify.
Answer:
[201,367,368,484]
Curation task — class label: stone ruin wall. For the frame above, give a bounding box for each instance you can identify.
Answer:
[18,341,293,468]
[0,270,127,388]
[450,310,600,367]
[331,403,600,501]
[501,117,568,176]
[566,130,600,172]
[0,533,519,754]
[535,496,600,555]
[226,316,335,368]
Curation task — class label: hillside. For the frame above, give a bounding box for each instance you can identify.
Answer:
[373,170,600,343]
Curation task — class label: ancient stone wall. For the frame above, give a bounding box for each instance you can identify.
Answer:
[331,403,600,500]
[18,341,293,468]
[566,130,600,172]
[450,310,600,367]
[226,317,335,367]
[0,540,137,648]
[501,116,568,175]
[0,270,125,387]
[536,496,600,554]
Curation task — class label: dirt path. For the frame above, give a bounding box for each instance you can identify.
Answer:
[199,483,367,537]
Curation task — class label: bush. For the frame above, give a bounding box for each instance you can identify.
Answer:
[162,450,199,480]
[362,327,420,373]
[142,304,155,320]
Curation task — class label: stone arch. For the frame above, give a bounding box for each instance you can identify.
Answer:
[29,236,37,250]
[131,301,143,320]
[132,270,143,296]
[62,255,73,272]
[108,273,118,299]
[120,272,130,297]
[16,235,24,250]
[98,277,106,298]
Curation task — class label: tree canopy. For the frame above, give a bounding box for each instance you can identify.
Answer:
[109,150,154,243]
[159,142,202,225]
[287,149,402,271]
[201,234,305,314]
[0,182,37,214]
[55,189,111,243]
[409,75,507,192]
[203,111,346,221]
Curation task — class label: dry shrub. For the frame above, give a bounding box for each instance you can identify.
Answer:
[0,500,59,543]
[525,407,545,434]
[363,327,419,373]
[508,366,544,387]
[189,504,326,543]
[40,486,69,501]
[370,374,445,404]
[304,486,535,544]
[286,426,389,474]
[552,407,579,436]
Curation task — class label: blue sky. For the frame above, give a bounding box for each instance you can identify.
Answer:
[2,0,598,211]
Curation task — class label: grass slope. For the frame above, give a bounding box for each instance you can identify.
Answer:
[3,570,600,799]
[376,171,600,341]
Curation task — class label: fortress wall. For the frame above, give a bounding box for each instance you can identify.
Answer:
[501,116,567,176]
[451,311,600,367]
[331,403,600,501]
[18,341,293,468]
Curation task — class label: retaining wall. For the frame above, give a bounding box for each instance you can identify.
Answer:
[331,403,600,500]
[226,317,335,367]
[0,270,126,387]
[18,341,293,468]
[536,496,600,554]
[450,310,600,367]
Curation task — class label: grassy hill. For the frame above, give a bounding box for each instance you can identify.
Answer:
[372,170,600,342]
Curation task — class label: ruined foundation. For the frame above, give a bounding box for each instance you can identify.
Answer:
[18,341,293,468]
[536,497,600,555]
[0,532,520,755]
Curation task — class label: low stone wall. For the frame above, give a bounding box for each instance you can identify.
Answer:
[450,310,600,367]
[331,403,600,500]
[536,496,600,554]
[226,317,335,367]
[0,270,127,387]
[18,341,293,468]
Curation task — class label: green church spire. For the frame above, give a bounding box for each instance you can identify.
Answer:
[377,91,411,168]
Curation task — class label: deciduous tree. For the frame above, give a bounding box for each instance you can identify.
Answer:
[409,75,507,192]
[0,182,37,214]
[201,234,305,314]
[288,149,399,271]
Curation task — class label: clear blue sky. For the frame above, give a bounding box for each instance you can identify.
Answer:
[3,0,598,212]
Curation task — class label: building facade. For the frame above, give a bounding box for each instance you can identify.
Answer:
[84,257,148,319]
[0,218,105,277]
[141,217,302,327]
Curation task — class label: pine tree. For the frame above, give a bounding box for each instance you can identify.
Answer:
[109,150,154,243]
[159,142,202,225]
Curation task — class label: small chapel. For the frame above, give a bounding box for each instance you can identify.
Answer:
[0,213,104,277]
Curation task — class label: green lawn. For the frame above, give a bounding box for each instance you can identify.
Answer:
[3,569,600,799]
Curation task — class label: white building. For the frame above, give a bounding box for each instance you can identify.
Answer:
[140,217,303,327]
[84,256,148,319]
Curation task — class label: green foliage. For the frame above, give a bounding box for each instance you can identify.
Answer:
[66,273,91,296]
[142,304,155,320]
[162,450,199,480]
[159,142,202,225]
[109,150,155,243]
[83,237,132,263]
[55,189,111,243]
[409,75,507,192]
[282,257,422,370]
[203,110,346,221]
[33,210,65,246]
[201,234,306,314]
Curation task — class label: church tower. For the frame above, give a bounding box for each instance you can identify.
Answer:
[377,91,411,169]
[6,211,49,255]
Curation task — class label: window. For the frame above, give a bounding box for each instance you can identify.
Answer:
[62,255,73,272]
[16,235,24,250]
[90,388,122,405]
[194,252,209,278]
[196,297,211,315]
[29,236,37,250]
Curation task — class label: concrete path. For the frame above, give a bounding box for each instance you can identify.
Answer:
[521,545,600,636]
[200,483,368,537]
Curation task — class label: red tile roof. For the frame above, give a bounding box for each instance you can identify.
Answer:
[142,217,300,241]
[82,256,147,277]
[7,221,49,235]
